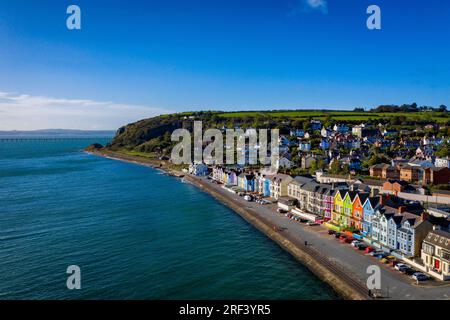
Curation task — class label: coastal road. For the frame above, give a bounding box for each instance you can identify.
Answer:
[193,176,450,300]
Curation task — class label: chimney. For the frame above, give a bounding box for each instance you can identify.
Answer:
[370,188,379,197]
[380,194,390,205]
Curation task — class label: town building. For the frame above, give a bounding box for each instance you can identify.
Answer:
[423,167,450,185]
[382,179,410,195]
[310,120,322,131]
[189,163,209,176]
[270,174,293,200]
[435,157,450,168]
[400,165,422,182]
[421,229,450,280]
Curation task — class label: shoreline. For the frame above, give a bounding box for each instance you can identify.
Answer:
[88,149,369,300]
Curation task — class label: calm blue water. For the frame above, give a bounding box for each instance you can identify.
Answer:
[0,138,337,300]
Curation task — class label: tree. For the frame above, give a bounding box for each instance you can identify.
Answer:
[439,105,448,112]
[329,159,341,174]
[363,153,389,168]
[309,158,325,174]
[342,164,350,175]
[436,142,450,158]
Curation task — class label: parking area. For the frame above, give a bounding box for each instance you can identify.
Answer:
[203,177,450,299]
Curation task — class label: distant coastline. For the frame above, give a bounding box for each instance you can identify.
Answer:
[0,129,115,137]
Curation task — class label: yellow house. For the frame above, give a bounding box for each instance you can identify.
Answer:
[332,190,346,225]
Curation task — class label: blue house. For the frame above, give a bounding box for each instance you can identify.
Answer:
[290,129,304,138]
[263,178,271,196]
[310,120,322,131]
[396,216,432,257]
[349,158,361,171]
[244,174,255,192]
[387,215,403,250]
[320,139,330,150]
[189,163,209,176]
[257,174,271,197]
[362,197,380,238]
[238,173,255,192]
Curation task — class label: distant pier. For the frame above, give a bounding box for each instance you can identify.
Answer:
[0,137,113,142]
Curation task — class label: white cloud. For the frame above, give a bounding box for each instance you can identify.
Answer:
[0,91,173,130]
[306,0,327,11]
[290,0,328,15]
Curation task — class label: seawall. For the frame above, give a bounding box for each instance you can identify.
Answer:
[183,175,369,300]
[89,149,369,300]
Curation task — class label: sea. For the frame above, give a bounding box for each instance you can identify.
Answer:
[0,135,338,299]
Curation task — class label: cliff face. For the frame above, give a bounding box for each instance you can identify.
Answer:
[107,110,284,152]
[108,115,185,150]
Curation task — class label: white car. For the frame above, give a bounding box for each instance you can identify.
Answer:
[412,273,429,281]
[394,263,408,271]
[351,240,362,247]
[243,195,253,202]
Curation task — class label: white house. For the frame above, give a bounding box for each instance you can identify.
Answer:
[276,157,292,169]
[321,127,331,138]
[189,163,209,176]
[298,142,311,152]
[333,124,349,133]
[435,157,450,168]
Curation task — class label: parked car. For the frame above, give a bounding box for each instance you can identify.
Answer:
[380,258,390,264]
[300,219,308,223]
[344,237,355,243]
[351,240,362,247]
[364,246,374,254]
[404,267,416,275]
[306,221,319,226]
[386,255,396,261]
[243,195,253,202]
[412,273,429,281]
[376,252,388,259]
[369,250,383,256]
[334,232,342,239]
[328,230,336,235]
[356,243,367,250]
[395,263,409,272]
[277,208,287,214]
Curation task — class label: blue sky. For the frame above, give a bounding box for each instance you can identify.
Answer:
[0,0,449,129]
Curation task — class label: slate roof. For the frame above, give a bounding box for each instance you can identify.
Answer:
[424,230,450,250]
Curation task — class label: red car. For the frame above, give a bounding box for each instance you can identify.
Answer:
[364,246,374,253]
[344,237,355,243]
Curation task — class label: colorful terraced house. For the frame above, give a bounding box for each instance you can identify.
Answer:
[331,190,347,227]
[361,197,381,238]
[342,191,357,228]
[352,193,369,230]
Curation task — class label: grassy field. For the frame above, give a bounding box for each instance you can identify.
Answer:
[215,110,448,122]
[123,150,158,158]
